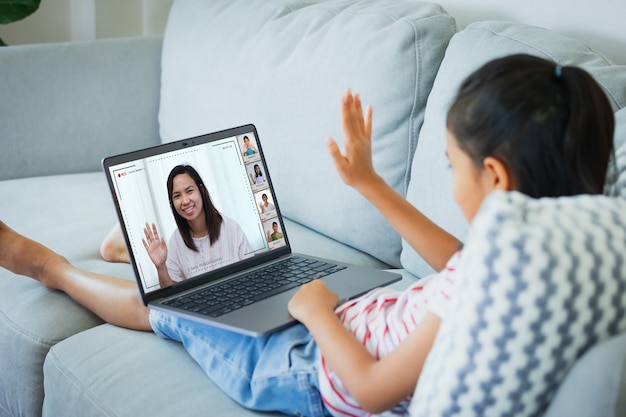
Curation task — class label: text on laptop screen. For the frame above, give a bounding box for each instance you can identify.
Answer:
[107,131,286,294]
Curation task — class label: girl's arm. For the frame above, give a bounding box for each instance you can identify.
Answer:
[288,280,440,413]
[327,90,460,271]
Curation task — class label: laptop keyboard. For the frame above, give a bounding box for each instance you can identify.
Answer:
[163,256,346,318]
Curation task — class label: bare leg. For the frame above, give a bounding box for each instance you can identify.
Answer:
[100,223,130,263]
[0,221,151,331]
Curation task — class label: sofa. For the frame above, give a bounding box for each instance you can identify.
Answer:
[1,1,625,416]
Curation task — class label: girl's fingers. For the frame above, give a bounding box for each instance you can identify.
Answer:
[341,91,367,148]
[326,137,345,168]
[353,93,365,131]
[341,91,355,139]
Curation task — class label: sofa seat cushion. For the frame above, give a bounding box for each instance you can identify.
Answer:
[403,20,626,278]
[158,0,457,267]
[42,324,284,417]
[0,275,101,417]
[410,191,626,417]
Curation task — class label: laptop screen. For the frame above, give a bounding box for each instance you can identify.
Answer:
[104,125,287,295]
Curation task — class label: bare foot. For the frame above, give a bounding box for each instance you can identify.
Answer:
[0,221,69,289]
[100,223,130,263]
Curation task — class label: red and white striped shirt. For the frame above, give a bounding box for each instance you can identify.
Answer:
[318,251,462,417]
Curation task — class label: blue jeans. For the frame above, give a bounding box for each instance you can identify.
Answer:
[150,310,331,417]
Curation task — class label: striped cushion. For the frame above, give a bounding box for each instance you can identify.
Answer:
[410,191,626,417]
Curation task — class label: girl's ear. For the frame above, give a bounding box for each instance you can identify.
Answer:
[483,156,513,191]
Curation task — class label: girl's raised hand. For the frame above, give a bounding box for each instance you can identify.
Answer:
[326,89,377,192]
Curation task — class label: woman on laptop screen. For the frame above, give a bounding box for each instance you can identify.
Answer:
[143,164,253,288]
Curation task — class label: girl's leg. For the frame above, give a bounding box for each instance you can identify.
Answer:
[0,221,151,331]
[151,311,330,417]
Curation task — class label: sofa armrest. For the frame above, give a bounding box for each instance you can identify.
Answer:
[543,333,626,417]
[0,36,163,180]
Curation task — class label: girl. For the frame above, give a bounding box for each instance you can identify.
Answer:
[0,54,614,416]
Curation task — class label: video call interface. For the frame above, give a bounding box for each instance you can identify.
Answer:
[107,132,286,294]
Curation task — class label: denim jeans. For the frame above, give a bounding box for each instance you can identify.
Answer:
[150,310,331,417]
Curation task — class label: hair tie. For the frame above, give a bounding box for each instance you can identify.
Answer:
[554,64,563,79]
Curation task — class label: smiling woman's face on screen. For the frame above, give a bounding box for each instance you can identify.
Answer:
[170,173,205,224]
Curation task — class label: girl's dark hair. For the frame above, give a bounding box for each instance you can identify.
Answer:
[167,165,223,251]
[447,53,614,197]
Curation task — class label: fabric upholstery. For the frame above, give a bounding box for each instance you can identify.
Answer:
[0,37,162,181]
[42,324,283,417]
[411,191,626,417]
[543,333,626,417]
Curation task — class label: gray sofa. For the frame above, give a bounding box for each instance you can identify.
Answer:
[1,1,625,416]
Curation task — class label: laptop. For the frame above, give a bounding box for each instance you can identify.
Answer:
[102,124,400,336]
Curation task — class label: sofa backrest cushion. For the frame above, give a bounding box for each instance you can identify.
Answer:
[410,191,626,417]
[0,37,162,180]
[158,0,456,266]
[402,20,626,277]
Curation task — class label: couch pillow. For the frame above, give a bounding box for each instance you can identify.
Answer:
[402,20,626,277]
[410,191,626,417]
[158,0,456,266]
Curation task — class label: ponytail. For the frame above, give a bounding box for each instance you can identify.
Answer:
[559,66,614,194]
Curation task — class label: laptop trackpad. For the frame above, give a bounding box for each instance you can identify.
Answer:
[321,267,400,302]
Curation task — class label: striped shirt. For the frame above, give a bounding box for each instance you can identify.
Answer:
[318,251,461,417]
